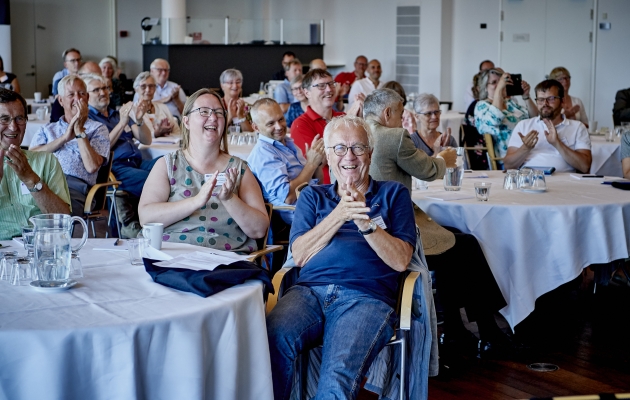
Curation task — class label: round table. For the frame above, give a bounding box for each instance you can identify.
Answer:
[0,239,273,400]
[412,171,630,329]
[589,134,623,177]
[140,135,256,161]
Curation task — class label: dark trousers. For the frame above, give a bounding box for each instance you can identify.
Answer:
[425,227,506,323]
[111,157,161,198]
[66,175,91,218]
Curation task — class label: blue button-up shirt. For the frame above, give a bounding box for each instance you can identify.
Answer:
[88,105,142,162]
[273,79,295,104]
[30,117,110,186]
[247,135,315,223]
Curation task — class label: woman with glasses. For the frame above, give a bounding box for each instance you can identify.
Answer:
[131,71,179,138]
[549,67,589,129]
[408,93,457,155]
[219,69,253,132]
[139,89,269,251]
[285,75,308,128]
[99,56,125,108]
[474,68,537,162]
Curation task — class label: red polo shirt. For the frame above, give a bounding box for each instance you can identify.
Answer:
[334,71,362,86]
[291,106,344,184]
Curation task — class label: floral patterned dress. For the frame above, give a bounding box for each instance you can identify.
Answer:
[162,150,258,252]
[474,99,529,159]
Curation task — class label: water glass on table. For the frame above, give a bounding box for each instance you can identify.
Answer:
[128,238,150,265]
[1,251,19,281]
[531,170,547,190]
[10,258,34,286]
[70,251,83,278]
[22,225,35,257]
[474,182,492,201]
[414,177,429,190]
[504,169,518,190]
[443,167,463,191]
[517,168,533,189]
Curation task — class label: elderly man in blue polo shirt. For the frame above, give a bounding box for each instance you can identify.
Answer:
[248,98,324,225]
[84,73,157,237]
[30,74,110,217]
[266,115,416,400]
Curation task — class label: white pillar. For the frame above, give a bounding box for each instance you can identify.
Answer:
[161,0,186,44]
[0,0,11,71]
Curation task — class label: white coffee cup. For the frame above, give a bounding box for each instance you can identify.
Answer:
[142,223,164,250]
[439,103,449,113]
[34,92,42,102]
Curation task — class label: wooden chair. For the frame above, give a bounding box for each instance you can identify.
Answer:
[267,263,420,400]
[483,133,504,170]
[245,203,284,268]
[82,152,121,237]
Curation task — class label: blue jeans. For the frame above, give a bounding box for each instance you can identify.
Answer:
[266,284,397,400]
[111,157,161,198]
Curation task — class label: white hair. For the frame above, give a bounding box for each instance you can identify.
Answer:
[323,115,374,149]
[57,74,86,97]
[363,89,403,119]
[133,71,154,89]
[413,93,439,114]
[82,73,107,88]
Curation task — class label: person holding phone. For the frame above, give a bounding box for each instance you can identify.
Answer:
[474,68,538,162]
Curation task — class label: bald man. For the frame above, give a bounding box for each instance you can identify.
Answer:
[78,61,102,76]
[309,59,327,71]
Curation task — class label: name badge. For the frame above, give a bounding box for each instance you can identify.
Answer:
[205,173,227,186]
[20,182,31,195]
[372,215,387,230]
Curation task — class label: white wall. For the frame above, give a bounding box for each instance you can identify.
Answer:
[593,0,630,127]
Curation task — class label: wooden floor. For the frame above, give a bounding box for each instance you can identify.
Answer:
[359,276,630,400]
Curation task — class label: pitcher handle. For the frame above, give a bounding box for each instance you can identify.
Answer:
[70,216,89,252]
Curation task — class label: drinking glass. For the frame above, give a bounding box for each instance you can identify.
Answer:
[517,168,533,189]
[614,126,624,140]
[413,177,428,190]
[443,167,463,191]
[601,127,613,142]
[503,169,518,190]
[474,182,492,201]
[70,251,83,278]
[1,252,19,281]
[531,170,547,190]
[22,225,35,258]
[128,238,150,265]
[10,258,33,286]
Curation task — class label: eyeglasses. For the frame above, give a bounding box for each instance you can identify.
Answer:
[151,67,170,73]
[327,144,369,157]
[311,81,337,90]
[65,58,82,64]
[188,107,225,118]
[139,84,157,91]
[223,80,242,86]
[535,96,562,104]
[290,87,303,92]
[0,115,27,126]
[418,110,441,117]
[555,76,571,82]
[89,86,109,94]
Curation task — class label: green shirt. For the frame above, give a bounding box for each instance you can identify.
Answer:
[0,150,71,239]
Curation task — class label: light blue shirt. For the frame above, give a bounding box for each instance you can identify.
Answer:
[247,135,314,223]
[273,79,295,104]
[30,117,110,186]
[52,68,69,95]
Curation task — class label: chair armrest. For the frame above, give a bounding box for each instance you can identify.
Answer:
[247,244,283,262]
[272,205,296,211]
[399,271,420,331]
[83,181,122,214]
[266,265,296,314]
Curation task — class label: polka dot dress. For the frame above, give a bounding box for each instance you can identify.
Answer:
[162,150,257,253]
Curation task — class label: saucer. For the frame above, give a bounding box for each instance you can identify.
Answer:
[30,280,77,292]
[520,187,547,193]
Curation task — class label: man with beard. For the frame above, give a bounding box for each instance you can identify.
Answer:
[504,79,591,173]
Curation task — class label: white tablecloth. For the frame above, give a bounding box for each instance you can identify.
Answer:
[22,114,49,147]
[0,239,273,400]
[412,172,630,329]
[589,135,623,177]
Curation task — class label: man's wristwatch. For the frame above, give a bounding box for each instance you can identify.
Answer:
[358,220,377,236]
[28,180,43,193]
[75,132,87,139]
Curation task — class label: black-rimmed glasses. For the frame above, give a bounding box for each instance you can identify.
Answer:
[187,107,225,118]
[418,110,441,117]
[311,81,337,90]
[535,96,562,104]
[327,144,369,156]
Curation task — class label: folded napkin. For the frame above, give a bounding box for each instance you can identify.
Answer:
[424,192,475,201]
[143,257,274,298]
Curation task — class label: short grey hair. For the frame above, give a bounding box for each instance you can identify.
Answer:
[363,88,403,119]
[219,68,243,84]
[58,74,86,97]
[99,57,118,74]
[323,115,374,149]
[133,71,154,89]
[150,58,170,69]
[250,98,280,125]
[476,68,504,101]
[413,93,439,114]
[82,73,107,88]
